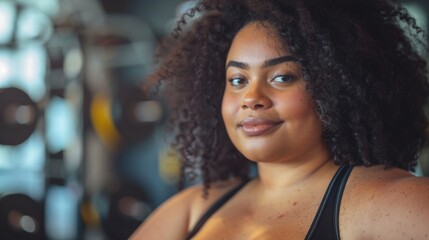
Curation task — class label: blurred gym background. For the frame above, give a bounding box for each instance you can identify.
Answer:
[0,0,427,239]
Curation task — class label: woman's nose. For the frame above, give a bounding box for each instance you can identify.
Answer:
[241,85,272,110]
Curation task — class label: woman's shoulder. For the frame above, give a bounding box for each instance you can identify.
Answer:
[347,164,429,200]
[129,178,244,240]
[129,184,199,240]
[342,165,429,239]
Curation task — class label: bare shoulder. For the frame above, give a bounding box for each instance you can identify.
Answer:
[129,178,243,240]
[342,165,429,239]
[129,184,201,240]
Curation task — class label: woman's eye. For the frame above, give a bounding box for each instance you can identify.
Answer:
[229,77,246,86]
[272,75,296,83]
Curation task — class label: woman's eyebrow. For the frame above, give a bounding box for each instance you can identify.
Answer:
[226,61,249,70]
[262,55,296,68]
[225,55,296,70]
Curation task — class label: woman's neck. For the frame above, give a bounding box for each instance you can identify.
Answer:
[255,151,334,191]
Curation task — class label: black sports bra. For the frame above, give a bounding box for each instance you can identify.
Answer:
[186,163,354,240]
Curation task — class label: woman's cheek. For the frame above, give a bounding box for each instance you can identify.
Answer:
[221,93,239,129]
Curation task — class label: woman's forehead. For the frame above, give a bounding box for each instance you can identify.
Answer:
[226,22,292,66]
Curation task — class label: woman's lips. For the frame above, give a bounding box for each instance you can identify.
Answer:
[238,118,283,136]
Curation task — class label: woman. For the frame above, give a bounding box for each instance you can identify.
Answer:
[131,0,429,239]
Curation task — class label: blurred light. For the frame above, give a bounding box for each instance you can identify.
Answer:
[20,215,37,233]
[135,100,162,122]
[46,97,75,153]
[159,147,180,184]
[64,48,83,79]
[118,196,151,221]
[3,132,45,171]
[14,105,35,124]
[4,104,36,125]
[17,44,47,101]
[0,193,44,239]
[166,0,199,34]
[0,171,45,200]
[0,147,12,168]
[0,51,13,85]
[16,0,60,17]
[45,186,78,240]
[80,198,100,227]
[8,210,38,233]
[401,3,428,56]
[176,0,199,19]
[0,47,47,101]
[90,93,121,149]
[19,131,45,171]
[16,7,52,44]
[0,131,45,171]
[64,132,83,174]
[403,3,428,31]
[0,1,15,44]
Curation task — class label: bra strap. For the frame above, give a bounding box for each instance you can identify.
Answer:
[305,163,354,240]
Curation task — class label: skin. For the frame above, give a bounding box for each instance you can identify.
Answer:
[130,22,429,240]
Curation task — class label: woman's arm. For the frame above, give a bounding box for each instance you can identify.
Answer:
[369,175,429,239]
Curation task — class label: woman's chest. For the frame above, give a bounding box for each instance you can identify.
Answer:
[191,198,321,240]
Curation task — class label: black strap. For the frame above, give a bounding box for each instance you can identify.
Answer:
[305,163,354,240]
[185,180,249,240]
[186,164,354,240]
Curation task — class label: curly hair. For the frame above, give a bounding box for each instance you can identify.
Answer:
[146,0,429,190]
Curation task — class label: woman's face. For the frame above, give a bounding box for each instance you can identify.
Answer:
[222,22,327,163]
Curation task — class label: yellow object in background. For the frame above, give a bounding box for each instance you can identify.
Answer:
[80,199,100,228]
[90,93,121,150]
[158,147,180,184]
